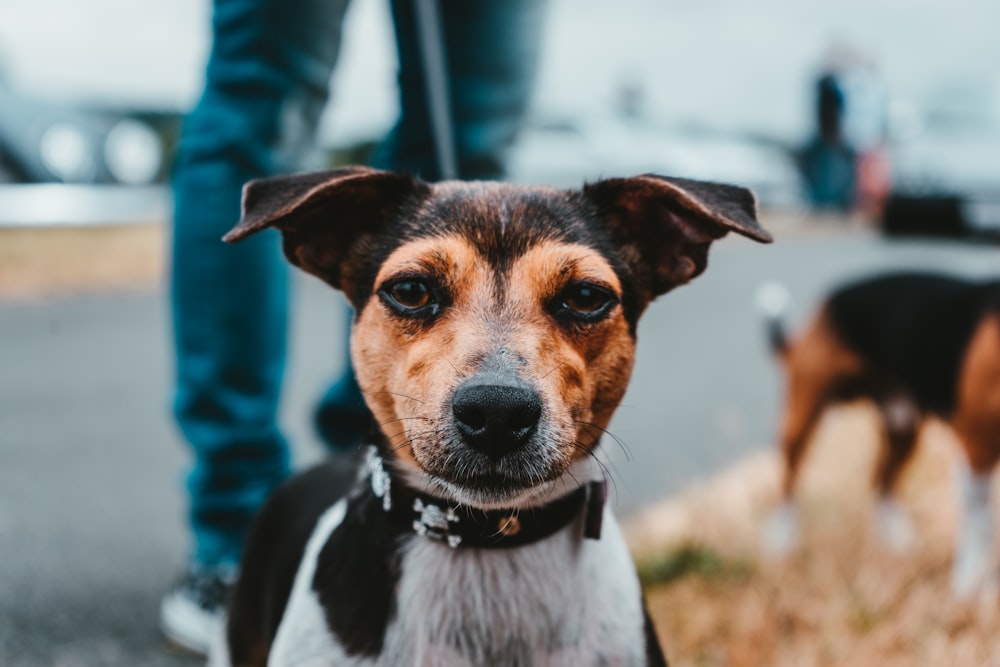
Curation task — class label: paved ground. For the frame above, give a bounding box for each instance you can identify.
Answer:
[1,226,998,665]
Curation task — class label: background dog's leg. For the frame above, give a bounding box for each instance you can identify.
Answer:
[951,314,1000,598]
[872,395,920,552]
[951,462,996,599]
[764,313,865,557]
[763,388,826,556]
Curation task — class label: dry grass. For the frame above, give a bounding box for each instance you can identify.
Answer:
[625,403,1000,667]
[0,224,164,299]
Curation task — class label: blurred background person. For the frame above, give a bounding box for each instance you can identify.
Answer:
[800,46,856,213]
[841,53,891,216]
[161,0,546,654]
[800,44,890,215]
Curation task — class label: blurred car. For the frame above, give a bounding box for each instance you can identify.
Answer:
[882,85,1000,240]
[506,112,805,211]
[0,79,175,186]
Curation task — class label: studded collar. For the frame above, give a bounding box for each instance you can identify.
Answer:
[367,453,606,549]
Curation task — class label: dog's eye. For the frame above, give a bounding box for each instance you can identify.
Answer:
[555,283,617,321]
[390,280,430,308]
[380,278,441,316]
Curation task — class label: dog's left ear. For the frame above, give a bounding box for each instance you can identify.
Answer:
[583,174,771,302]
[223,166,429,301]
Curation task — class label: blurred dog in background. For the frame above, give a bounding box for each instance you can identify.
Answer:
[759,272,1000,599]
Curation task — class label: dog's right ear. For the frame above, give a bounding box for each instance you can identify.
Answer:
[583,174,771,306]
[224,166,429,298]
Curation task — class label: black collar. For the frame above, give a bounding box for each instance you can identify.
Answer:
[367,453,606,549]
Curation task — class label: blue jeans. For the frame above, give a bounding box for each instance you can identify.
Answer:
[171,0,545,568]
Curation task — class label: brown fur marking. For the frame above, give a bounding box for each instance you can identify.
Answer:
[953,313,1000,473]
[778,309,866,497]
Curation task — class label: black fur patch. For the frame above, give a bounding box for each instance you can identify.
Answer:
[312,486,412,656]
[827,272,1000,414]
[643,603,670,667]
[226,456,362,666]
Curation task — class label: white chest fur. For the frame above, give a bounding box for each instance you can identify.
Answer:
[265,508,646,667]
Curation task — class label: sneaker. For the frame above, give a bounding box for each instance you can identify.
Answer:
[160,565,237,656]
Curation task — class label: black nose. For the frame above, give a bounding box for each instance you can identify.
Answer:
[452,380,542,460]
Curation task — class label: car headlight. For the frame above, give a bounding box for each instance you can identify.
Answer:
[40,123,96,182]
[104,119,163,185]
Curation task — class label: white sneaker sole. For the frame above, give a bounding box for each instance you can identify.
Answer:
[160,589,222,656]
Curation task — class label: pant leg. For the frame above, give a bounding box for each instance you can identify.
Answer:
[171,0,349,568]
[313,316,370,452]
[372,0,548,180]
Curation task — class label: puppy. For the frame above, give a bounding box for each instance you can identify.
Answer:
[214,167,771,666]
[760,272,1000,597]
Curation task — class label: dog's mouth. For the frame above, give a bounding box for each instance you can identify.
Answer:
[406,430,574,508]
[446,453,561,492]
[428,470,567,509]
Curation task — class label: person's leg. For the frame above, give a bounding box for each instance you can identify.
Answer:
[173,0,349,572]
[372,0,548,180]
[314,360,370,451]
[166,0,348,651]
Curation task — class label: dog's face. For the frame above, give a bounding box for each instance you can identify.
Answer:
[226,168,770,507]
[351,190,638,507]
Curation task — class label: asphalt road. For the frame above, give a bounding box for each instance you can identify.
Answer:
[2,227,998,666]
